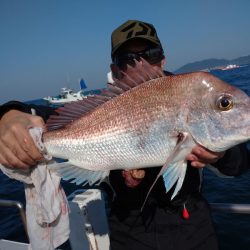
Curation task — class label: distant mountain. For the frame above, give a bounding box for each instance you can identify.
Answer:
[175,55,250,73]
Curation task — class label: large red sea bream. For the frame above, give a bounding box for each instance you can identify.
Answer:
[42,59,250,200]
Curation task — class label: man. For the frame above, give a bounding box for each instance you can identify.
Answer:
[104,20,250,250]
[0,20,249,250]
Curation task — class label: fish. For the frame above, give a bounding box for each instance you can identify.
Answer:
[41,58,250,202]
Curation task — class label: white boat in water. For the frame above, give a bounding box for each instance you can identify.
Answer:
[43,88,85,104]
[221,64,240,71]
[43,79,88,105]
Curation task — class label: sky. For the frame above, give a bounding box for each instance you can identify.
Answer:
[0,0,250,103]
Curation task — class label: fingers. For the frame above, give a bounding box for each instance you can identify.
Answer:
[17,114,45,162]
[2,122,42,164]
[187,146,225,168]
[15,128,43,162]
[0,132,37,168]
[190,159,206,168]
[122,169,145,188]
[0,141,32,169]
[130,169,145,179]
[0,110,45,169]
[28,115,46,129]
[193,146,225,162]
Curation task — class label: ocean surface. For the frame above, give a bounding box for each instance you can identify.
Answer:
[0,65,250,249]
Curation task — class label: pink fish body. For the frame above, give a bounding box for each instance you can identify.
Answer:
[43,60,250,198]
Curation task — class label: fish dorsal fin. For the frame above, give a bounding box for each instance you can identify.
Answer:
[46,58,165,131]
[46,96,110,130]
[112,58,165,90]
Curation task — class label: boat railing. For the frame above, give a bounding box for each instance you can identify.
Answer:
[1,199,250,230]
[209,203,250,214]
[1,195,250,249]
[0,199,28,239]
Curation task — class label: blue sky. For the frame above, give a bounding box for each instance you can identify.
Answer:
[1,0,250,103]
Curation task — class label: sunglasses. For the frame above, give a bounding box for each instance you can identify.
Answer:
[114,47,164,69]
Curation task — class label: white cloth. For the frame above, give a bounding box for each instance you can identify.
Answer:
[0,127,70,250]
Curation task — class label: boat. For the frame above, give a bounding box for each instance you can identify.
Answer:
[221,64,240,71]
[0,189,110,250]
[1,189,250,250]
[43,88,85,104]
[43,79,88,105]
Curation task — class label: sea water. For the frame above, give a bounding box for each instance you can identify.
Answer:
[0,65,250,250]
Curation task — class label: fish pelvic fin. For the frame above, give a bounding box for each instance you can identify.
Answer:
[163,161,187,199]
[141,132,189,211]
[47,161,109,186]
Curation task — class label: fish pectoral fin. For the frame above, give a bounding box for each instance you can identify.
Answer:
[47,161,109,186]
[141,132,189,211]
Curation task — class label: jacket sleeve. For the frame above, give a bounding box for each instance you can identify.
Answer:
[212,143,250,176]
[0,100,56,122]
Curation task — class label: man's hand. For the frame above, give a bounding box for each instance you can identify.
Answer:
[122,169,145,188]
[0,110,45,169]
[187,145,225,168]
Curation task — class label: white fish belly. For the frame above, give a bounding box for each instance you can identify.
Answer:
[44,130,176,171]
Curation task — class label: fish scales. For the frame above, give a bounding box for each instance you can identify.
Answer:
[40,60,250,199]
[44,78,183,168]
[44,73,248,168]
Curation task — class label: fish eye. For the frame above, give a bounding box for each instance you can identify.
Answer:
[217,95,234,111]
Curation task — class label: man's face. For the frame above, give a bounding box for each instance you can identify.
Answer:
[113,39,164,72]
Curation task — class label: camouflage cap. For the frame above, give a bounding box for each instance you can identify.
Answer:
[111,20,162,58]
